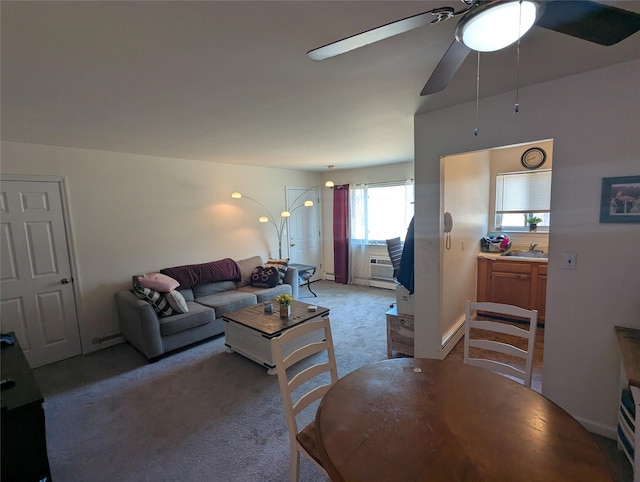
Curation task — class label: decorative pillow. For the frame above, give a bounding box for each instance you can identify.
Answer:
[138,272,180,292]
[250,266,280,288]
[235,256,265,288]
[132,285,174,317]
[164,290,189,314]
[265,258,289,285]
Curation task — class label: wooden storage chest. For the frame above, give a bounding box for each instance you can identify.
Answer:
[386,307,414,357]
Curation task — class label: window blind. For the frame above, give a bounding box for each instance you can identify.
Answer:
[496,170,551,213]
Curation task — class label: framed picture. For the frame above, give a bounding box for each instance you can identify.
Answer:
[599,175,640,223]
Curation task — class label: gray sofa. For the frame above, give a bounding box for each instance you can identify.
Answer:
[114,256,299,361]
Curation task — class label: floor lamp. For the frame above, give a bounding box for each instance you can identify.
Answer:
[231,186,324,259]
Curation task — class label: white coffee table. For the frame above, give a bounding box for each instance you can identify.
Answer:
[223,300,329,374]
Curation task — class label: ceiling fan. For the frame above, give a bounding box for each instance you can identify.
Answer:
[307,0,640,96]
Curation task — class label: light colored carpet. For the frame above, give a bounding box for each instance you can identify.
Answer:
[34,281,632,481]
[34,281,396,482]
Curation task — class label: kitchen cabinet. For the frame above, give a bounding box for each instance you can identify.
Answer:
[477,257,547,323]
[535,264,547,321]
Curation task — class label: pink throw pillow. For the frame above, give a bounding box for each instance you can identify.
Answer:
[138,272,180,292]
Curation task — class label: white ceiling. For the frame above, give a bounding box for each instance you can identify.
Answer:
[2,1,639,171]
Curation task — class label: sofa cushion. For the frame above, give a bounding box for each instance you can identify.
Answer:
[195,291,257,318]
[265,258,289,284]
[132,286,174,317]
[158,301,215,337]
[250,266,280,288]
[164,290,189,314]
[193,280,237,298]
[178,288,195,302]
[238,283,292,303]
[235,255,264,288]
[137,272,180,292]
[161,258,241,289]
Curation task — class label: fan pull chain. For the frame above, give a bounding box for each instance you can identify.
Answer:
[474,51,480,136]
[514,0,523,114]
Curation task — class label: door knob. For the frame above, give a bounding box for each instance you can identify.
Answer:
[61,278,72,284]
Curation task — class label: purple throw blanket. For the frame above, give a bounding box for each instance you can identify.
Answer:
[161,258,241,289]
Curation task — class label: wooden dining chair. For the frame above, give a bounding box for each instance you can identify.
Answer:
[464,301,538,387]
[271,317,338,482]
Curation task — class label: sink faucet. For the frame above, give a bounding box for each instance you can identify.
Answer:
[529,242,539,252]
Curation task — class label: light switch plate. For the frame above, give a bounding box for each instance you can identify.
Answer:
[563,253,577,270]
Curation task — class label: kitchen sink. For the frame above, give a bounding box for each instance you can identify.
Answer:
[502,250,548,259]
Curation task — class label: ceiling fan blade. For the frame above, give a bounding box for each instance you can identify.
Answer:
[536,0,640,46]
[420,40,471,96]
[307,11,436,61]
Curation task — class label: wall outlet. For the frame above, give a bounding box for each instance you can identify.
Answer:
[563,253,577,270]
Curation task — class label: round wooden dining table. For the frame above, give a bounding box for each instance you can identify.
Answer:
[315,358,615,482]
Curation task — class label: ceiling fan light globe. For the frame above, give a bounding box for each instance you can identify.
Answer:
[456,1,538,52]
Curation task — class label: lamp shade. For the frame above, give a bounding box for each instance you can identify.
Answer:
[456,1,538,52]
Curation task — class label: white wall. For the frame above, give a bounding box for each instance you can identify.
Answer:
[0,142,321,352]
[415,60,640,436]
[440,151,490,348]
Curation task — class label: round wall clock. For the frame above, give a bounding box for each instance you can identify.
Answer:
[521,147,546,170]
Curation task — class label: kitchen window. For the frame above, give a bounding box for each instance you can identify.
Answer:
[495,170,551,232]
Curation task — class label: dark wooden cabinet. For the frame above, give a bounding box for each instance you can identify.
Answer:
[534,264,547,321]
[477,257,547,323]
[1,332,52,482]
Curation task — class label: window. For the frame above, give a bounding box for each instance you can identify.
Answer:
[495,170,551,231]
[350,181,414,243]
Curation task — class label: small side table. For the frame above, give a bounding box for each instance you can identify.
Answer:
[386,307,414,357]
[289,263,317,297]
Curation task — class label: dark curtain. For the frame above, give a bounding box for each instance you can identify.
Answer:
[333,184,349,284]
[397,216,414,294]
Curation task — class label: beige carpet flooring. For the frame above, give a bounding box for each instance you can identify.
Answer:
[34,280,632,481]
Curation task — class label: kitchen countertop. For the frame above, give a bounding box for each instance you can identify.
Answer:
[478,252,548,263]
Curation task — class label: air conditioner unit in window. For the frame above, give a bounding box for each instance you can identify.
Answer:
[369,257,394,282]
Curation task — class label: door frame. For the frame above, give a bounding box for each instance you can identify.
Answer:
[1,174,85,354]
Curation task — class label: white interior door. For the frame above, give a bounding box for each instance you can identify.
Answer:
[286,186,321,281]
[1,179,81,368]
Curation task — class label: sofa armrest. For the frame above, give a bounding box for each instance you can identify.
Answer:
[284,266,299,300]
[114,290,164,360]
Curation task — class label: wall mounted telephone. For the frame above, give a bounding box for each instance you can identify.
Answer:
[444,212,453,250]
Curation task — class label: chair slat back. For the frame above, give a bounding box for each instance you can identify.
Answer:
[464,301,538,387]
[271,317,338,481]
[386,237,403,279]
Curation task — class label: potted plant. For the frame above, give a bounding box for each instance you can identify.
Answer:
[275,293,294,318]
[526,216,543,232]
